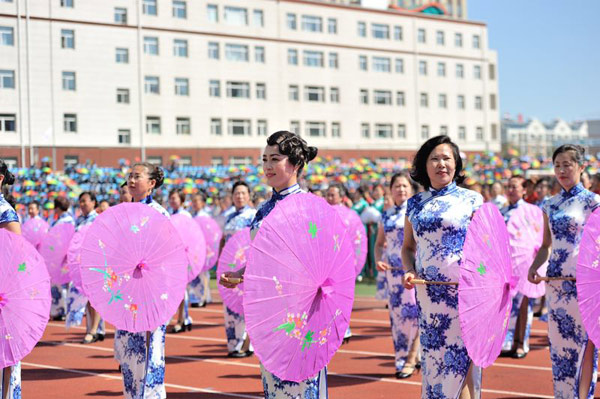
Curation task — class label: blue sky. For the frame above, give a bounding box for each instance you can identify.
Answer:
[468,1,600,122]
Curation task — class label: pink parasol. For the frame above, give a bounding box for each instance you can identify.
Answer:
[334,205,367,276]
[217,228,251,315]
[506,203,547,298]
[576,208,600,348]
[194,215,223,271]
[171,214,207,283]
[244,193,355,382]
[459,203,516,368]
[67,225,90,292]
[79,203,188,332]
[0,230,51,368]
[22,217,49,250]
[40,223,75,285]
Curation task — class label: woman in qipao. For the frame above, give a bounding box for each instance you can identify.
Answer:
[401,136,484,399]
[528,144,600,399]
[115,163,170,399]
[375,173,420,379]
[220,131,326,398]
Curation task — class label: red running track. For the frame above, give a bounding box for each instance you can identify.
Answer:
[19,293,599,398]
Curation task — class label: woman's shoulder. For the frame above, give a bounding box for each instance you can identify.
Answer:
[149,201,170,218]
[0,197,19,224]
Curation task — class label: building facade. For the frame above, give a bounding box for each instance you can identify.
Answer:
[0,0,498,168]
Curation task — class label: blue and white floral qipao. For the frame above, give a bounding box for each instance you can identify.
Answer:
[407,182,483,399]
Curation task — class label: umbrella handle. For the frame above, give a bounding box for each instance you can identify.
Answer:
[410,279,458,286]
[538,276,576,282]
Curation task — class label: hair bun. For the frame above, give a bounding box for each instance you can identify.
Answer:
[154,167,165,188]
[306,146,318,162]
[4,170,15,186]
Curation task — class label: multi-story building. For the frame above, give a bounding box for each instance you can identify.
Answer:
[587,120,600,158]
[0,0,499,168]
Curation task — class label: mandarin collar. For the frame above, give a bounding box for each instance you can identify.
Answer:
[428,182,457,197]
[561,183,584,199]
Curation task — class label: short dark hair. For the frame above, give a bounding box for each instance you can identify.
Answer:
[169,188,186,203]
[410,135,464,189]
[232,181,250,195]
[509,175,526,189]
[0,159,15,187]
[29,201,40,209]
[79,191,98,207]
[535,178,549,188]
[552,144,585,166]
[132,162,165,189]
[266,131,318,177]
[192,190,207,203]
[54,196,70,212]
[327,183,346,197]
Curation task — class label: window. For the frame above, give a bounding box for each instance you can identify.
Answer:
[147,156,162,165]
[253,9,264,27]
[396,91,405,106]
[143,0,157,16]
[0,70,15,89]
[175,78,189,96]
[373,57,391,72]
[255,46,265,63]
[114,7,127,24]
[473,35,480,49]
[474,65,481,79]
[331,122,340,138]
[207,4,218,22]
[435,62,446,78]
[357,21,366,37]
[64,156,79,167]
[456,63,464,78]
[63,113,77,133]
[116,88,130,103]
[359,55,368,71]
[455,33,463,47]
[373,90,392,105]
[303,50,323,67]
[361,123,370,138]
[419,60,427,75]
[60,0,73,8]
[359,89,368,104]
[436,30,444,45]
[328,52,338,69]
[143,36,159,55]
[457,95,465,109]
[146,116,161,134]
[417,28,426,43]
[302,15,322,32]
[490,93,497,110]
[489,64,496,80]
[224,6,247,26]
[421,125,429,139]
[440,125,448,136]
[176,117,191,135]
[458,126,466,140]
[62,71,75,91]
[328,18,337,34]
[438,93,447,108]
[210,118,222,135]
[372,23,389,39]
[226,81,250,98]
[288,85,299,101]
[420,92,428,107]
[179,157,192,166]
[118,129,131,144]
[0,114,16,132]
[394,26,403,40]
[0,27,13,46]
[144,76,159,94]
[287,49,298,65]
[230,156,253,166]
[395,58,404,73]
[225,44,249,61]
[491,123,498,140]
[257,120,267,136]
[306,121,326,137]
[173,39,188,57]
[228,119,251,135]
[286,13,297,30]
[476,126,483,140]
[475,96,483,110]
[116,48,129,63]
[397,124,406,139]
[208,42,219,59]
[290,121,300,134]
[61,29,74,49]
[173,1,186,19]
[375,124,392,139]
[256,82,266,99]
[330,87,339,103]
[305,86,325,102]
[211,157,223,166]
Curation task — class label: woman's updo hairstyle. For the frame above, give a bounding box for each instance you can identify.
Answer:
[133,162,165,189]
[552,144,585,166]
[410,135,464,190]
[266,131,318,176]
[0,159,15,187]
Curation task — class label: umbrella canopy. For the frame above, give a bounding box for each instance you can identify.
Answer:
[194,215,223,271]
[459,203,515,368]
[577,208,600,348]
[217,228,251,315]
[80,203,188,332]
[171,214,207,283]
[67,224,90,292]
[22,217,50,250]
[244,193,355,382]
[40,223,75,285]
[0,230,51,368]
[334,205,367,276]
[507,203,547,298]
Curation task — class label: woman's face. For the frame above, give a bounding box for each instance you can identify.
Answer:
[169,193,182,210]
[506,178,525,205]
[373,186,385,200]
[262,144,298,191]
[28,203,39,217]
[79,194,95,216]
[127,165,155,201]
[326,187,343,206]
[554,152,584,191]
[391,176,412,205]
[426,144,456,190]
[232,185,250,209]
[191,196,205,212]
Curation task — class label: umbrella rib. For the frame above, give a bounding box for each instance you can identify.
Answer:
[244,288,316,305]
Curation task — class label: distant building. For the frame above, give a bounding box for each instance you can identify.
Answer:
[587,120,600,158]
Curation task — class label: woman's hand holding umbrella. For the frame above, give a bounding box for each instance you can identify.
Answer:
[402,269,418,290]
[220,269,244,288]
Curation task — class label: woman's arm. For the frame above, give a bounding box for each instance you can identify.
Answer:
[401,217,418,289]
[374,222,389,271]
[527,213,552,284]
[0,221,21,234]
